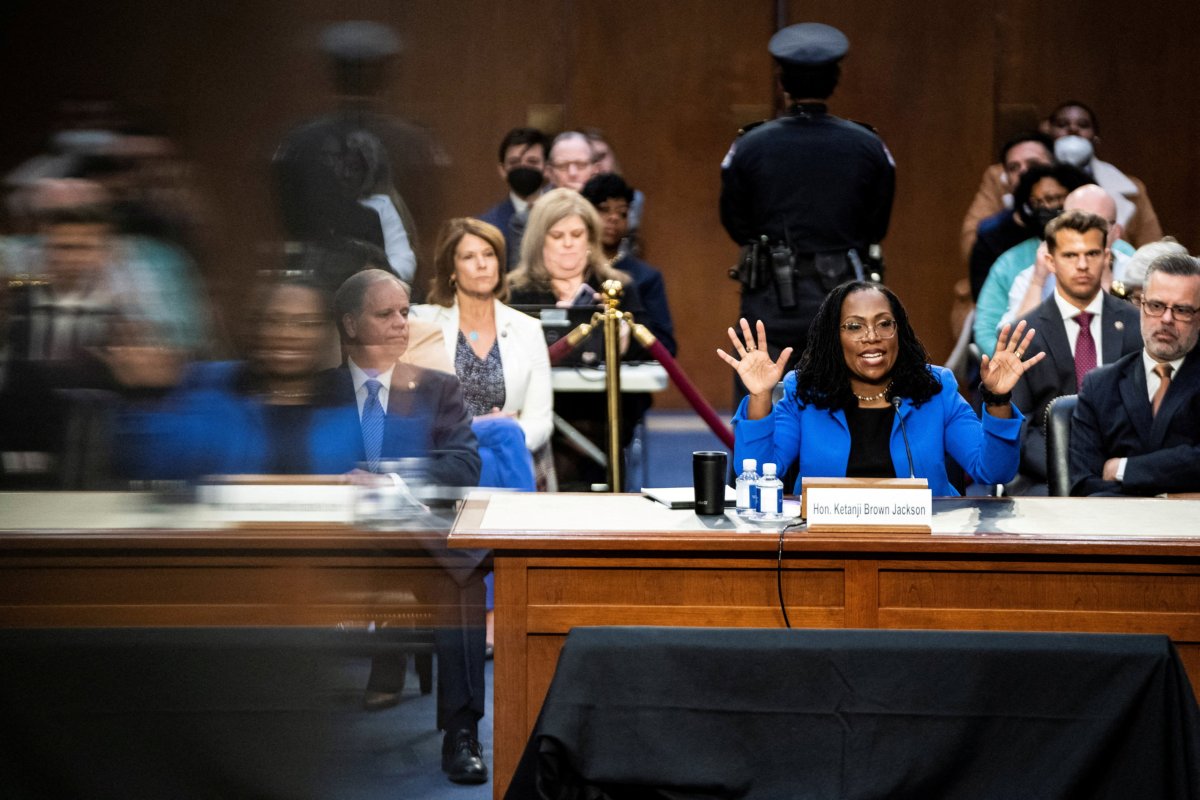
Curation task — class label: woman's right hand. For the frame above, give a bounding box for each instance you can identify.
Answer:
[716,318,792,397]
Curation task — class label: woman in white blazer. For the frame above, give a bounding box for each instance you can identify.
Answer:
[411,217,554,458]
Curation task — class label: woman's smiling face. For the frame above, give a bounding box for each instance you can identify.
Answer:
[839,287,899,388]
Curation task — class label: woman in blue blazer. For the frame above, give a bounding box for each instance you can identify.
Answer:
[718,281,1046,496]
[116,275,364,480]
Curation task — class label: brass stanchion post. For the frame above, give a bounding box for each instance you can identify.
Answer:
[600,280,624,492]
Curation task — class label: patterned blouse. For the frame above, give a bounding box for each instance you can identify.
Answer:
[454,330,506,416]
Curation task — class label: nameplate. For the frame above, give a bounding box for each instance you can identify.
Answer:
[199,476,356,524]
[804,485,932,533]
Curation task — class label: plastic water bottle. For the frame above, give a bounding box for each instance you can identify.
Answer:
[736,459,759,515]
[756,462,783,519]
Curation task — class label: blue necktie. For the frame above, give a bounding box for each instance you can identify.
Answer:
[362,379,385,472]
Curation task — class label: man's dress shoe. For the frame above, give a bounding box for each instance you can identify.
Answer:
[442,729,488,784]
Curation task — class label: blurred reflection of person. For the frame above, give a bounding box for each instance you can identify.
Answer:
[113,275,359,479]
[330,268,488,786]
[273,21,449,298]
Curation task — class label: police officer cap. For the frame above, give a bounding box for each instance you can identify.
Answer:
[768,23,848,67]
[319,21,402,61]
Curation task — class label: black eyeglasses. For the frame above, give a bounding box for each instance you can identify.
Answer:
[839,318,898,340]
[1135,297,1198,323]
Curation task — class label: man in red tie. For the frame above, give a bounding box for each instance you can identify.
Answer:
[1070,252,1200,495]
[1010,210,1141,493]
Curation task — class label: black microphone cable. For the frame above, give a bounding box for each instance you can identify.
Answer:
[893,396,915,479]
[776,519,804,629]
[777,527,792,628]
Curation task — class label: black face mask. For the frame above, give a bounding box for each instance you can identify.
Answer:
[1021,205,1063,237]
[506,167,544,198]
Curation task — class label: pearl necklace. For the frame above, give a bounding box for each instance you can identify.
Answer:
[853,381,892,403]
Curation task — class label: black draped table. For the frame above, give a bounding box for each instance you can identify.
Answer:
[508,627,1200,799]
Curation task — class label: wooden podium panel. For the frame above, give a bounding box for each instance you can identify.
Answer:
[448,493,1200,799]
[0,492,479,630]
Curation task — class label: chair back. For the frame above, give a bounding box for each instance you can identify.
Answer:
[1045,394,1078,497]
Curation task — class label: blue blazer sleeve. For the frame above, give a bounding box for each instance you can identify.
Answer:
[933,367,1023,488]
[732,372,804,482]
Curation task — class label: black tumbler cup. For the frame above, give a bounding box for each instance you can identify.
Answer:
[692,451,728,515]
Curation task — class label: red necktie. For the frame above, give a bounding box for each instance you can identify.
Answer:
[1152,363,1174,417]
[1074,312,1096,391]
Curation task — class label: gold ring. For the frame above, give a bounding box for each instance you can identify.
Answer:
[1016,350,1025,358]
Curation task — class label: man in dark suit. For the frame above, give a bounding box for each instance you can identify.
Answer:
[1011,210,1141,493]
[331,269,488,785]
[1070,252,1200,496]
[478,127,549,269]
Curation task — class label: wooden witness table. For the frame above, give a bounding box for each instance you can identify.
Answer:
[0,492,480,630]
[447,492,1200,799]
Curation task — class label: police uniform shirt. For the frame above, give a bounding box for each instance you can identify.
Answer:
[719,106,895,254]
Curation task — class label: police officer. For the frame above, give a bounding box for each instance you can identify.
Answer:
[721,22,895,393]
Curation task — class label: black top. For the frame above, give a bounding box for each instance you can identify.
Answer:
[719,106,894,253]
[968,210,1033,300]
[509,275,651,362]
[261,403,315,474]
[844,404,896,478]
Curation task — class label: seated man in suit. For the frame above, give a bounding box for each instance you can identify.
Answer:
[1011,210,1142,493]
[331,269,489,785]
[1070,252,1200,496]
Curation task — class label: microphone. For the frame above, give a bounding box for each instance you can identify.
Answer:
[893,396,915,479]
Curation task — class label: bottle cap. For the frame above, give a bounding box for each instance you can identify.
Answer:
[742,459,756,471]
[763,463,777,475]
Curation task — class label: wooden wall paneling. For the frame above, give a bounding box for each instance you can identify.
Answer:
[565,0,776,410]
[385,0,569,220]
[997,0,1200,251]
[3,0,1198,392]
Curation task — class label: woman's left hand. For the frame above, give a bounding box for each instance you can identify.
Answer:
[980,320,1046,395]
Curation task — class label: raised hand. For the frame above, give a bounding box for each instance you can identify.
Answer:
[716,318,792,398]
[980,319,1045,397]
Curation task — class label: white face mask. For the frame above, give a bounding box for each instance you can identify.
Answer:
[1055,135,1094,168]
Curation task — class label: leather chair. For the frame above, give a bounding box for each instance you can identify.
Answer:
[1045,394,1078,497]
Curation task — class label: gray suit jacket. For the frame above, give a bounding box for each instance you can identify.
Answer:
[1012,292,1142,483]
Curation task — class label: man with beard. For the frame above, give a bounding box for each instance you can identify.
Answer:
[1070,253,1200,496]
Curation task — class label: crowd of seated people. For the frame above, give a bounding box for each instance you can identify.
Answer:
[4,87,1200,790]
[957,100,1197,498]
[0,107,680,785]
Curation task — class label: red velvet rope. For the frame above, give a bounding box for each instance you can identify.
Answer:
[644,339,734,449]
[547,336,577,366]
[547,320,735,449]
